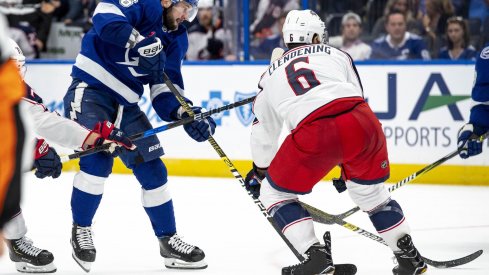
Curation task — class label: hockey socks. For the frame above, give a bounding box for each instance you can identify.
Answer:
[268,199,318,254]
[71,187,102,227]
[369,199,411,251]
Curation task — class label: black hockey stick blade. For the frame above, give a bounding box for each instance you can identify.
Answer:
[300,202,483,269]
[333,264,357,275]
[422,250,483,268]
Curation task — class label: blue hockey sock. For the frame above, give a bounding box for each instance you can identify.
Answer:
[144,201,176,237]
[71,187,102,227]
[369,200,405,233]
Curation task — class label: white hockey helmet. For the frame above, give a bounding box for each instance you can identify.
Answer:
[6,38,26,78]
[198,0,213,9]
[282,10,328,45]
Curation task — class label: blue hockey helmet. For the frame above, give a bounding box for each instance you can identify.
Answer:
[171,0,199,22]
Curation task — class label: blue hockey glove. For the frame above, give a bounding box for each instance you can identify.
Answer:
[181,107,216,142]
[457,123,486,159]
[34,139,62,179]
[134,32,166,83]
[244,163,267,199]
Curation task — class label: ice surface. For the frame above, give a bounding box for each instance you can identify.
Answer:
[1,172,488,274]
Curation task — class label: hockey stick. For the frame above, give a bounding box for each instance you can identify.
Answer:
[59,96,255,163]
[299,201,483,268]
[162,73,307,262]
[320,132,489,223]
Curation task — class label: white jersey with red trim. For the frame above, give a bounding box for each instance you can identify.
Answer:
[252,44,364,168]
[21,83,90,151]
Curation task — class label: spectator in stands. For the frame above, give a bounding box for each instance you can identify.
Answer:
[329,12,371,61]
[250,0,299,39]
[438,16,478,60]
[187,0,234,60]
[0,0,58,55]
[423,0,455,56]
[250,12,287,60]
[371,0,424,38]
[371,10,431,60]
[468,0,489,24]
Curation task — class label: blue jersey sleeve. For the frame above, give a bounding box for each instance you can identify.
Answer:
[91,0,161,48]
[469,45,489,129]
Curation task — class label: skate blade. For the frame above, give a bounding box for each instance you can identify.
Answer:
[72,252,92,273]
[164,258,207,269]
[15,262,57,273]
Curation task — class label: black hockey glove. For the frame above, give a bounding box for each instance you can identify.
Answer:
[332,177,347,193]
[34,139,62,179]
[245,163,267,199]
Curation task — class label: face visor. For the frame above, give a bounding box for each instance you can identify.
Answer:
[172,0,199,22]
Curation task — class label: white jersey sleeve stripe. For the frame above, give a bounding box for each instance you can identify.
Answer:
[75,54,140,103]
[93,2,125,17]
[150,83,184,101]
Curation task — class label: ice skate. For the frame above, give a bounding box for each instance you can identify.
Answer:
[282,232,335,275]
[71,223,96,272]
[6,236,56,273]
[392,234,427,275]
[158,234,207,269]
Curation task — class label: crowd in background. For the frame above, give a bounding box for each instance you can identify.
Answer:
[0,0,488,61]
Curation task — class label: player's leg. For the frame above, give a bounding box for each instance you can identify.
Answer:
[4,211,56,273]
[262,117,342,274]
[341,102,427,275]
[118,105,206,269]
[63,79,116,272]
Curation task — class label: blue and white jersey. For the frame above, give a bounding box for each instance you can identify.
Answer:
[71,0,188,106]
[469,43,489,130]
[370,32,430,60]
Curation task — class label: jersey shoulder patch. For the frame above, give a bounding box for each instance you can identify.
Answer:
[480,46,489,59]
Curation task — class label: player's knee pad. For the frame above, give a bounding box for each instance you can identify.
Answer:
[133,158,168,190]
[346,180,391,213]
[3,211,27,240]
[73,171,106,195]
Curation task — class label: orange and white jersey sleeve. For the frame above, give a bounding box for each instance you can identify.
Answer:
[250,91,284,168]
[21,89,90,151]
[257,44,364,131]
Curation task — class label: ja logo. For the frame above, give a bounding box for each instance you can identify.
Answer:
[234,92,256,126]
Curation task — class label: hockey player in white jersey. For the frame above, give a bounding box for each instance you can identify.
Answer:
[246,10,427,275]
[2,38,134,273]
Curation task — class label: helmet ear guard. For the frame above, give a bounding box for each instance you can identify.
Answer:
[282,9,328,45]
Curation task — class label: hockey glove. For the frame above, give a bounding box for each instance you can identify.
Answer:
[245,163,267,199]
[457,123,487,159]
[34,139,62,179]
[332,177,347,193]
[181,107,216,142]
[134,32,166,83]
[82,121,136,157]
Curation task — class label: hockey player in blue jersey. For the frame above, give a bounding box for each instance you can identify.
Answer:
[63,0,215,272]
[458,44,489,158]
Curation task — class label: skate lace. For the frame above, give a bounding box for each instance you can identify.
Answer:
[76,226,95,250]
[14,237,43,257]
[168,235,195,255]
